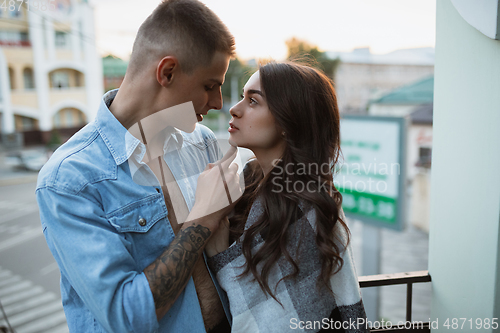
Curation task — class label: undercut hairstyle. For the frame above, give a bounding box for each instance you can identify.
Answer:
[128,0,235,76]
[230,61,349,302]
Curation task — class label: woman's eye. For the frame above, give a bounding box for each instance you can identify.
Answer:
[249,98,257,105]
[240,94,244,100]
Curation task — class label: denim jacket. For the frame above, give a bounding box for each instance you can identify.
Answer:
[36,90,229,332]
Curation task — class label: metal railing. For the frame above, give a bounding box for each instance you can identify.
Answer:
[359,270,432,332]
[0,299,14,333]
[0,270,431,333]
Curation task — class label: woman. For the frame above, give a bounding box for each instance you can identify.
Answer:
[206,61,367,333]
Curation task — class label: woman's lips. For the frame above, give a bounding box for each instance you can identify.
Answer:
[228,123,239,133]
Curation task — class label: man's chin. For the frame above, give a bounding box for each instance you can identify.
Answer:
[196,114,203,122]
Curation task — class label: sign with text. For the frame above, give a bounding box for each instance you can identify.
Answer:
[336,115,407,231]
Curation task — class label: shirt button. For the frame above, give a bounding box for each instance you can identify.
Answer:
[138,218,147,226]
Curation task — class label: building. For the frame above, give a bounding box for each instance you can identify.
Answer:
[368,76,434,232]
[429,0,500,325]
[0,0,103,145]
[327,47,434,113]
[102,55,128,92]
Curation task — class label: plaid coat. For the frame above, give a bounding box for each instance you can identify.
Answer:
[207,196,368,333]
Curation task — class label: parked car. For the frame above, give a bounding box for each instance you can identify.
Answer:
[4,150,49,172]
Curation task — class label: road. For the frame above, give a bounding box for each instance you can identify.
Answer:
[0,181,68,332]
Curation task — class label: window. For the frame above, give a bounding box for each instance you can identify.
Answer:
[23,68,35,89]
[74,71,81,87]
[21,117,36,131]
[55,31,69,48]
[78,111,85,125]
[54,108,86,128]
[19,31,29,45]
[8,67,15,89]
[0,31,30,46]
[51,71,69,88]
[66,109,73,125]
[8,8,22,19]
[54,112,61,128]
[416,147,432,168]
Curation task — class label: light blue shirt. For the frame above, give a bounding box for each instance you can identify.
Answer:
[36,90,227,333]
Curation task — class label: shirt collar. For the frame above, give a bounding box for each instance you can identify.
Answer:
[95,89,184,166]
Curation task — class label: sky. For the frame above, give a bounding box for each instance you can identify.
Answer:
[90,0,436,61]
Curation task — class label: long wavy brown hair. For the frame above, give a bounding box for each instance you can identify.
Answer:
[230,61,349,302]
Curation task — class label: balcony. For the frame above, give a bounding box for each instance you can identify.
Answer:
[359,271,432,332]
[49,87,86,107]
[10,90,38,109]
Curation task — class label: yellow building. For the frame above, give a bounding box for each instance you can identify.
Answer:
[0,0,102,144]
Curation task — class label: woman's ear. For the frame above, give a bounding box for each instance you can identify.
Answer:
[156,56,178,87]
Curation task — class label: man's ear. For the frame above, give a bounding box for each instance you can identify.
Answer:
[156,56,179,87]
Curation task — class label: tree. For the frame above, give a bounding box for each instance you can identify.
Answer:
[285,37,340,80]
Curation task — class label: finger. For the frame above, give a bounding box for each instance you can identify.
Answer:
[218,146,238,169]
[228,163,239,174]
[204,162,215,171]
[217,164,233,205]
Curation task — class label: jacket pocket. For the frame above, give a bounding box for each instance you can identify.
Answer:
[107,194,167,233]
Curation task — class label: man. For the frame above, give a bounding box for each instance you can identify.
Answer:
[36,1,239,332]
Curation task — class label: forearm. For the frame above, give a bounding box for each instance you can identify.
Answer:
[192,256,225,330]
[144,222,212,320]
[205,217,230,257]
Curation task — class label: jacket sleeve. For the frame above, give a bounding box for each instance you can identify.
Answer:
[36,186,159,333]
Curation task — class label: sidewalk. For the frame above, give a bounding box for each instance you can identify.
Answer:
[348,219,431,323]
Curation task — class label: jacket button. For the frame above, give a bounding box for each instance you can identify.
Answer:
[138,218,147,226]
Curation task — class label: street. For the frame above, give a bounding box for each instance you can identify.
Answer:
[0,181,68,333]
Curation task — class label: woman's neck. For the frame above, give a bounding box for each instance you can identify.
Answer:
[252,142,286,177]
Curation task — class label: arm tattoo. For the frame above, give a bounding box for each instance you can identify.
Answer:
[144,224,211,311]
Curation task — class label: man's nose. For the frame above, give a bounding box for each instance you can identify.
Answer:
[208,90,223,110]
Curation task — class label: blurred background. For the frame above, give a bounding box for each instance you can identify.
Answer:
[0,0,437,331]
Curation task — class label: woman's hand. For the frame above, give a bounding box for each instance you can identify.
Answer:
[205,217,230,257]
[185,146,243,231]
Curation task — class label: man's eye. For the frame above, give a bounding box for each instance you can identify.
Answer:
[205,85,215,91]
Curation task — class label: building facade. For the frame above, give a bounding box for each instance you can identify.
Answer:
[102,55,128,93]
[0,0,102,144]
[328,47,434,113]
[367,76,434,232]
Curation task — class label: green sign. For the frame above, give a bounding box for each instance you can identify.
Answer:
[338,116,407,230]
[338,188,397,224]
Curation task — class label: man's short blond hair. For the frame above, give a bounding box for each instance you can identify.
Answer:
[129,0,235,76]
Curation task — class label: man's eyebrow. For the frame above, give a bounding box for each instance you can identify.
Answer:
[209,78,223,86]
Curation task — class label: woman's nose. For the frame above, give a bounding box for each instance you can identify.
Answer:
[229,104,240,118]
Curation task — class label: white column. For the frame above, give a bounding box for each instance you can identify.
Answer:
[0,47,14,134]
[44,16,55,62]
[81,3,103,122]
[71,8,82,62]
[29,10,52,131]
[429,0,500,330]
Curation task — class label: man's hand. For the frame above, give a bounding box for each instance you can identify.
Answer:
[144,145,243,321]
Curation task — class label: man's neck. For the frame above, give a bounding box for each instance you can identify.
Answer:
[109,77,162,130]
